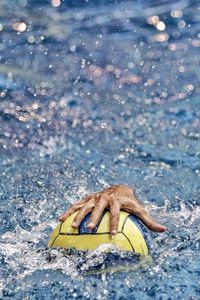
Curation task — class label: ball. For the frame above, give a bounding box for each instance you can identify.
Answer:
[48,211,151,255]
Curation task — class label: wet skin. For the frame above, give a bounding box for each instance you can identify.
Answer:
[59,185,167,235]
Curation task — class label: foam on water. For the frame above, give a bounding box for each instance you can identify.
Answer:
[1,197,200,297]
[0,0,200,299]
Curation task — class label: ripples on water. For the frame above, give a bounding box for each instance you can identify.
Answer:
[0,0,200,299]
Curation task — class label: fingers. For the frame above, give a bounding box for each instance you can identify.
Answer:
[59,194,94,221]
[72,201,95,228]
[109,199,121,235]
[136,212,167,232]
[87,195,108,229]
[120,196,167,232]
[59,186,167,235]
[59,203,84,221]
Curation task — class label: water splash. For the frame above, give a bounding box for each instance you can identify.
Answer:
[0,0,200,298]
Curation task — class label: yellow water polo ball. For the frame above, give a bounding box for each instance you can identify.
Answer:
[48,210,151,255]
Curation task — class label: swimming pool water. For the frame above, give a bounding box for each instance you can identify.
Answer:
[0,0,200,299]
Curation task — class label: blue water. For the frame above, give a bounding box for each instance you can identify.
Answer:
[0,0,200,299]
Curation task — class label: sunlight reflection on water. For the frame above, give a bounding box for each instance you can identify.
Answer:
[0,0,200,299]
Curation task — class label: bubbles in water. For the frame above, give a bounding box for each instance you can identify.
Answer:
[0,0,200,298]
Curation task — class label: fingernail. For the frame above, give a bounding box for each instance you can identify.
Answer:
[111,230,117,235]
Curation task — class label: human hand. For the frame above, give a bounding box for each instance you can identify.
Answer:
[59,184,167,235]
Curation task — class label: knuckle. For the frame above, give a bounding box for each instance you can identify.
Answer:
[108,197,115,205]
[110,208,119,217]
[95,200,104,209]
[110,213,119,226]
[83,195,93,204]
[101,194,109,203]
[134,207,146,217]
[148,222,153,229]
[89,196,96,204]
[123,185,134,196]
[123,184,131,190]
[71,205,78,211]
[74,203,82,209]
[87,201,95,209]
